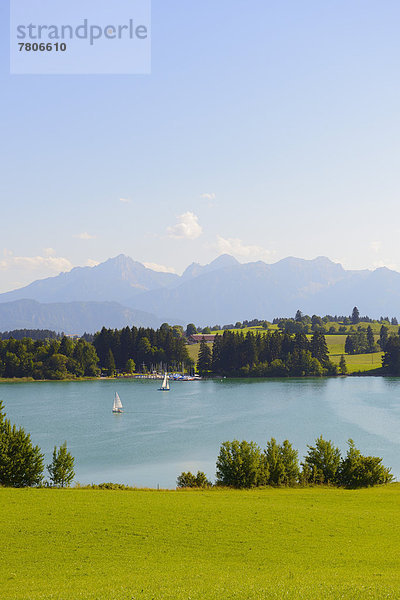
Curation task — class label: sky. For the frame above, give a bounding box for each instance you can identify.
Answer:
[1,0,400,292]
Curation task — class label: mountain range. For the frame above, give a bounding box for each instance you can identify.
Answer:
[1,254,400,334]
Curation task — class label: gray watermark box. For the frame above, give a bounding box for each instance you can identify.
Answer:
[10,0,151,75]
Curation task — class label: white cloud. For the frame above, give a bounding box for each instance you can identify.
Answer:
[370,241,382,253]
[216,235,275,261]
[143,262,176,274]
[73,232,96,240]
[43,247,56,257]
[86,259,100,267]
[120,198,131,204]
[200,192,217,208]
[372,259,399,272]
[167,212,203,240]
[0,255,73,274]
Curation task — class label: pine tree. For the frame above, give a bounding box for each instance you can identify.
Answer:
[105,348,116,376]
[211,335,223,373]
[345,335,355,355]
[351,306,360,324]
[310,332,329,366]
[367,326,375,353]
[379,325,389,351]
[197,339,212,375]
[47,442,75,488]
[339,355,347,375]
[0,402,44,487]
[295,310,303,322]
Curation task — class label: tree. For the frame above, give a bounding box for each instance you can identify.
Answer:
[311,315,324,330]
[351,307,360,325]
[176,471,211,488]
[172,325,184,339]
[216,440,266,488]
[125,358,136,374]
[264,438,299,486]
[302,436,341,484]
[197,340,212,375]
[367,326,375,353]
[105,349,116,376]
[186,323,197,337]
[344,335,355,355]
[339,355,347,375]
[242,332,257,367]
[47,442,75,488]
[0,402,44,487]
[295,310,303,322]
[310,332,329,367]
[379,325,389,351]
[337,439,392,488]
[136,337,152,369]
[211,335,223,373]
[382,335,400,374]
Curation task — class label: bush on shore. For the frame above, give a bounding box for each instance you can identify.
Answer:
[178,436,393,490]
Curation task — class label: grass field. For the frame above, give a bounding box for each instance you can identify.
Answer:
[0,486,399,599]
[325,335,383,373]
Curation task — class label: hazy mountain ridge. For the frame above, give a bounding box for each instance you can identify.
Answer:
[0,255,179,305]
[0,254,399,332]
[0,299,167,335]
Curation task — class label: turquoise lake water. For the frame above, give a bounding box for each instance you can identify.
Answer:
[1,377,399,488]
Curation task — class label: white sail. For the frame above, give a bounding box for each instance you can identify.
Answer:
[113,392,123,412]
[159,373,170,391]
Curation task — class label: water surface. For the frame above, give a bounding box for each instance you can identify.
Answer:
[1,377,399,487]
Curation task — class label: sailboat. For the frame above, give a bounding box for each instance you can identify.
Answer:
[158,372,170,391]
[112,392,123,413]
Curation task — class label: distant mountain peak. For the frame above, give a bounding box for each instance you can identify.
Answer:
[312,256,337,264]
[182,254,239,279]
[208,254,240,268]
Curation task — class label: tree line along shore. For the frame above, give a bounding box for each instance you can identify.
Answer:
[1,307,400,379]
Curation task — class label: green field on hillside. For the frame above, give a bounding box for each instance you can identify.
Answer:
[0,486,399,599]
[187,334,384,373]
[209,322,398,336]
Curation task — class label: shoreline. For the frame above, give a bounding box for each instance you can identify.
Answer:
[0,370,394,384]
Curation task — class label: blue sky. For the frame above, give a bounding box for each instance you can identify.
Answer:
[1,0,400,292]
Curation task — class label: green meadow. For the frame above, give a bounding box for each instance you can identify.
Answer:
[325,334,383,373]
[1,485,400,599]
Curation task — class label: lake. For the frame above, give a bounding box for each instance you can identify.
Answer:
[1,377,400,488]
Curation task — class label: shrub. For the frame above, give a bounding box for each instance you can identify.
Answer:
[47,442,75,488]
[302,436,341,484]
[176,471,211,488]
[216,440,266,488]
[264,438,299,486]
[337,439,393,488]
